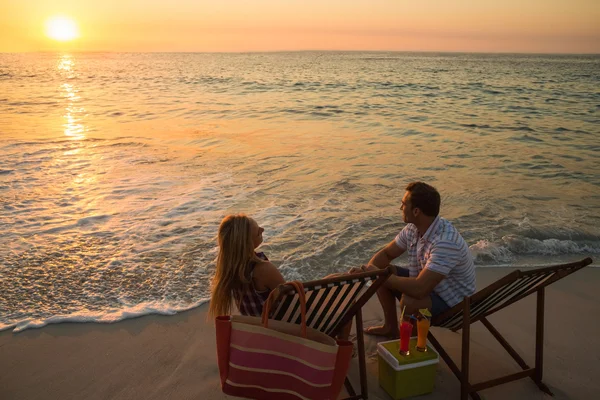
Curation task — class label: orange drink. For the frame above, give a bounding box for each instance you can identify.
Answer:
[417,317,430,352]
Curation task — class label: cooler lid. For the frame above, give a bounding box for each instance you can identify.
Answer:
[377,338,439,371]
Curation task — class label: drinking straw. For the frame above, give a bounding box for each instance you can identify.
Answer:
[400,305,406,322]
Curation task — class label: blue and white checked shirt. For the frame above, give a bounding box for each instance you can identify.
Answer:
[394,216,476,307]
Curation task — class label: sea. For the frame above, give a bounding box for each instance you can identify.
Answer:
[1,52,599,332]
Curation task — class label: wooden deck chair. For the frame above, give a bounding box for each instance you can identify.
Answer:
[427,257,593,400]
[269,266,395,400]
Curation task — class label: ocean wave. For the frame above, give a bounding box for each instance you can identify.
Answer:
[1,298,209,333]
[470,234,600,264]
[2,52,599,334]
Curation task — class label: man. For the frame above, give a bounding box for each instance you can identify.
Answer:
[356,182,475,336]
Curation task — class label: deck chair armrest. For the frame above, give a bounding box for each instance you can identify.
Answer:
[276,265,395,296]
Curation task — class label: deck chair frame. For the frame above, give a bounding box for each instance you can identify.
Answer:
[272,265,395,400]
[428,257,593,400]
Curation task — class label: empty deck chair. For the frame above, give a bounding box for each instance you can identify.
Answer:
[428,257,593,400]
[270,266,395,400]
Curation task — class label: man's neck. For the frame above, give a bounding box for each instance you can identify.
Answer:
[415,216,435,237]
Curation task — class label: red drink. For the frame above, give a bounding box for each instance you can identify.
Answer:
[399,320,413,356]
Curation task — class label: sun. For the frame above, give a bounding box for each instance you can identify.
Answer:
[45,16,79,42]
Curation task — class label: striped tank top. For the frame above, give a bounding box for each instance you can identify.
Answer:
[233,252,271,316]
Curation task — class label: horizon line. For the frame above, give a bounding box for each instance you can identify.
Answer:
[2,49,600,56]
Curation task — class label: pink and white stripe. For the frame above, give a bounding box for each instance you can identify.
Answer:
[224,320,340,399]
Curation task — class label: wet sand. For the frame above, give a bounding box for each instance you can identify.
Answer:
[1,266,598,400]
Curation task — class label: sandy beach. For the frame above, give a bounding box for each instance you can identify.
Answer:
[3,4,599,400]
[1,266,598,400]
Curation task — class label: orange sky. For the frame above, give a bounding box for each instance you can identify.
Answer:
[1,0,599,53]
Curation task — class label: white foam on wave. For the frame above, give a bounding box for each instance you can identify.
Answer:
[470,239,515,263]
[470,234,599,264]
[1,298,210,333]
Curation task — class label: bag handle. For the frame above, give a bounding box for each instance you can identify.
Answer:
[262,281,307,338]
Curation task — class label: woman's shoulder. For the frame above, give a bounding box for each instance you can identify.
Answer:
[251,252,271,271]
[251,256,284,291]
[252,258,276,275]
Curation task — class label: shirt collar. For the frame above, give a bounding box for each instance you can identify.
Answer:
[421,216,441,243]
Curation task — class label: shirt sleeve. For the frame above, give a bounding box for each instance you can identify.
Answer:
[424,241,462,276]
[394,225,412,252]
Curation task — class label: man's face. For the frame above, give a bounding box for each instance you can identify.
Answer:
[400,191,414,223]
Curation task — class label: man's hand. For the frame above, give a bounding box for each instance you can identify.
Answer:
[362,264,378,272]
[348,266,363,274]
[348,264,378,274]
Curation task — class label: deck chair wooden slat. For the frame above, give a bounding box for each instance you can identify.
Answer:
[479,272,555,320]
[271,265,395,400]
[486,261,584,316]
[437,263,574,331]
[441,271,551,331]
[429,257,593,399]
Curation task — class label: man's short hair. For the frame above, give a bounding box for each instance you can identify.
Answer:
[405,182,440,217]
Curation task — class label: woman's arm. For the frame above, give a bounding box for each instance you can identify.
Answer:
[252,261,286,291]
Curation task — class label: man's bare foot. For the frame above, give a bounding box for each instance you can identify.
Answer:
[364,325,399,338]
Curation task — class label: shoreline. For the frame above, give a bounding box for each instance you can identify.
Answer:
[0,299,211,334]
[3,255,597,335]
[1,266,599,399]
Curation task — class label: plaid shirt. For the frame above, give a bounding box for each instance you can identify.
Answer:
[395,216,476,307]
[233,252,270,316]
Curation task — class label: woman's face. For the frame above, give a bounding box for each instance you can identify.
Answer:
[250,218,264,249]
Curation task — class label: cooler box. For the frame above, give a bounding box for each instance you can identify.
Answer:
[377,338,439,399]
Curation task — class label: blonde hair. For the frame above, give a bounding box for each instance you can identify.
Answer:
[209,214,262,318]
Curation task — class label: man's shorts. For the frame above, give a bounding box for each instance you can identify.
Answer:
[394,266,450,317]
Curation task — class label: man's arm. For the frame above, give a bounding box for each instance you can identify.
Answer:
[368,240,405,268]
[384,269,445,300]
[385,240,460,299]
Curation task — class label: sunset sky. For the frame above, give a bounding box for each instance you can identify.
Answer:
[1,0,599,53]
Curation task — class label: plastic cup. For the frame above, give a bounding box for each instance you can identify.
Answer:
[399,320,413,356]
[416,317,430,352]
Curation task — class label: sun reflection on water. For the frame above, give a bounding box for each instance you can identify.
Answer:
[58,56,73,72]
[58,54,86,140]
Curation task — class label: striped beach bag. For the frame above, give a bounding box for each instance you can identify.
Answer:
[215,281,353,400]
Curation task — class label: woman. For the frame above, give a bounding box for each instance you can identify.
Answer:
[208,214,285,318]
[208,214,353,344]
